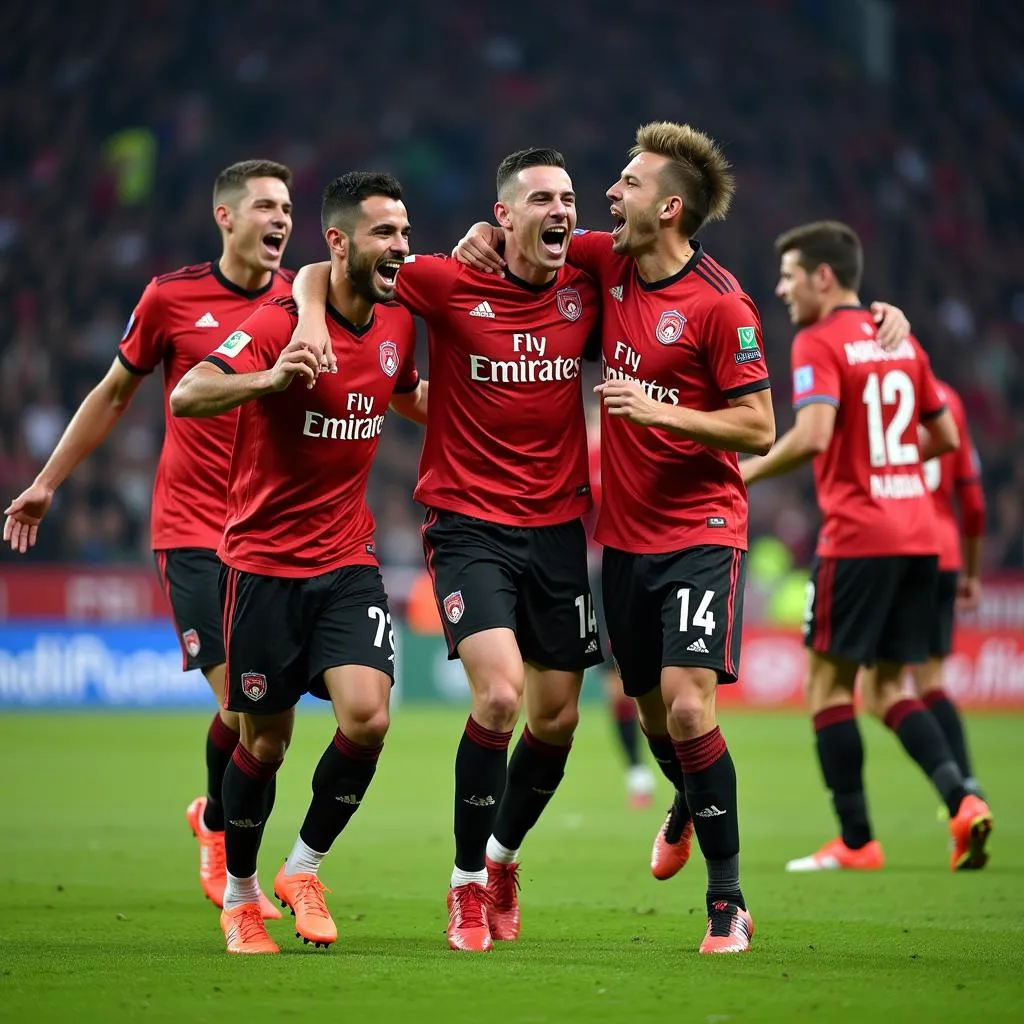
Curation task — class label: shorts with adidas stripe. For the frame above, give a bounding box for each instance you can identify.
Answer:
[602,544,746,698]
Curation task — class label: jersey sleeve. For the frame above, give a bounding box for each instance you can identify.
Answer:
[791,327,840,410]
[393,312,421,394]
[703,292,771,399]
[948,389,986,537]
[117,279,168,374]
[203,297,297,375]
[566,229,615,282]
[915,343,946,420]
[394,254,456,317]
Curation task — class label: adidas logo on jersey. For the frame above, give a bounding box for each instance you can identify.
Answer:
[194,312,220,328]
[609,285,623,302]
[469,301,495,318]
[686,637,710,654]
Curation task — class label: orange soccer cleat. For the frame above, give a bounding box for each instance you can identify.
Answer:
[785,836,885,872]
[186,796,280,919]
[650,797,694,880]
[446,882,493,952]
[273,865,337,948]
[699,901,754,954]
[220,903,280,955]
[485,857,521,941]
[949,794,993,871]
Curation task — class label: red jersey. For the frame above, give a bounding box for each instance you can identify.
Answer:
[790,306,945,558]
[568,232,770,554]
[204,296,419,578]
[118,261,294,550]
[924,380,986,572]
[395,255,600,526]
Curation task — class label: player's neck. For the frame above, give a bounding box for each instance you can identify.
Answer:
[633,236,694,285]
[327,275,374,328]
[503,249,556,286]
[816,289,861,321]
[217,252,272,293]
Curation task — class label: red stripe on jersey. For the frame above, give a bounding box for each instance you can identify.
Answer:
[723,548,742,676]
[812,559,835,654]
[155,262,213,285]
[419,510,457,652]
[220,567,239,710]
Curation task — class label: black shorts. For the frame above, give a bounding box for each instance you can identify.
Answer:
[804,555,939,667]
[421,509,603,672]
[154,548,225,672]
[929,570,959,660]
[220,564,395,715]
[602,544,747,698]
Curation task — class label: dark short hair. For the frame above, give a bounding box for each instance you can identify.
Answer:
[321,171,404,234]
[774,220,864,291]
[496,148,566,201]
[213,159,292,207]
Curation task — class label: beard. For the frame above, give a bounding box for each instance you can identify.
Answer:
[346,246,389,303]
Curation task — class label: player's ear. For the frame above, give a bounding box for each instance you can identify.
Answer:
[325,226,347,259]
[214,202,234,233]
[660,195,683,224]
[494,200,513,230]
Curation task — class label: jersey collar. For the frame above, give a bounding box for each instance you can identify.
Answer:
[212,260,279,299]
[503,267,559,293]
[327,302,375,338]
[634,241,704,292]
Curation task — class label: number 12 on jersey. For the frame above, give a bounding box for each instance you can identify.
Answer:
[863,370,918,468]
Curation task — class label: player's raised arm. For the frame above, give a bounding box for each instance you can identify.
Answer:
[291,261,334,370]
[452,222,506,275]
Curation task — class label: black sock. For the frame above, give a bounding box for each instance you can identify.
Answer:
[299,730,382,854]
[454,716,512,872]
[675,727,743,911]
[813,705,873,849]
[493,727,571,852]
[885,698,968,817]
[612,697,641,767]
[202,714,239,832]
[923,689,979,791]
[643,726,692,833]
[222,745,281,878]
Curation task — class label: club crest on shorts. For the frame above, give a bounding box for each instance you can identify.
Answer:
[379,339,399,377]
[556,286,583,322]
[241,671,267,702]
[443,590,465,624]
[655,309,686,345]
[182,628,201,658]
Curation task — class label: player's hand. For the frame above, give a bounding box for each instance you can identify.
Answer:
[268,339,322,392]
[955,575,981,613]
[594,379,663,427]
[872,302,910,351]
[3,481,54,553]
[290,315,336,380]
[452,222,506,275]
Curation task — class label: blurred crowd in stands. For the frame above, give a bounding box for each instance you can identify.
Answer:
[1,0,1021,588]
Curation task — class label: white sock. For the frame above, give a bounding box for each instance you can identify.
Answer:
[223,871,260,910]
[284,835,327,877]
[450,866,488,888]
[485,835,519,865]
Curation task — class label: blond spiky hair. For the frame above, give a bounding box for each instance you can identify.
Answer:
[631,121,734,236]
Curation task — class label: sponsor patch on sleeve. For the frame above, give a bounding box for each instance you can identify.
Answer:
[734,349,762,364]
[737,326,759,350]
[793,365,814,394]
[215,330,252,357]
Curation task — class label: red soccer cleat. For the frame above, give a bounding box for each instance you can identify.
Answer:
[785,836,885,873]
[447,883,493,952]
[651,797,694,880]
[699,901,754,954]
[220,903,280,955]
[949,794,993,871]
[274,865,337,947]
[485,857,521,941]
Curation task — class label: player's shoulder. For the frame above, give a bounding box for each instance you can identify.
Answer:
[275,267,297,285]
[691,247,744,299]
[376,299,415,332]
[244,294,297,327]
[153,261,215,288]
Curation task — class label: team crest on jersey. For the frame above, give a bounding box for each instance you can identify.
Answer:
[656,310,686,345]
[379,339,399,377]
[443,590,465,624]
[182,628,201,658]
[556,287,583,322]
[241,671,267,702]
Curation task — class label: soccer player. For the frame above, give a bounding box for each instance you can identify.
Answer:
[2,159,295,917]
[913,379,987,796]
[741,219,993,873]
[290,148,605,952]
[170,171,425,954]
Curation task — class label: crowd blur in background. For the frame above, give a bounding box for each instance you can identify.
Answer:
[1,0,1021,612]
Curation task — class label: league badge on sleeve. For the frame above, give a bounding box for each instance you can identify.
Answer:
[216,330,252,357]
[443,590,465,624]
[556,287,583,322]
[379,339,400,377]
[240,671,267,702]
[656,310,687,345]
[793,365,814,395]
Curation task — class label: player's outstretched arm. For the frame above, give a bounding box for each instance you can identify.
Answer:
[170,340,321,418]
[2,358,144,553]
[741,402,837,486]
[389,379,428,425]
[452,222,506,275]
[291,262,335,372]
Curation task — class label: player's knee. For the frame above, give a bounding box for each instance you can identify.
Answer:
[247,730,289,765]
[475,681,522,730]
[532,700,579,743]
[347,706,391,747]
[665,688,713,737]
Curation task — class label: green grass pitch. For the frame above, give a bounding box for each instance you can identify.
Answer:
[2,706,1021,1022]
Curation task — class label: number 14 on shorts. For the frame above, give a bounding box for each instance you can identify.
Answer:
[678,588,716,635]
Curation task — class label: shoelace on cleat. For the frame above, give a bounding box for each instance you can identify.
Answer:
[451,883,492,928]
[203,835,226,880]
[706,901,742,938]
[663,795,691,845]
[234,905,270,944]
[488,863,520,909]
[291,875,332,918]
